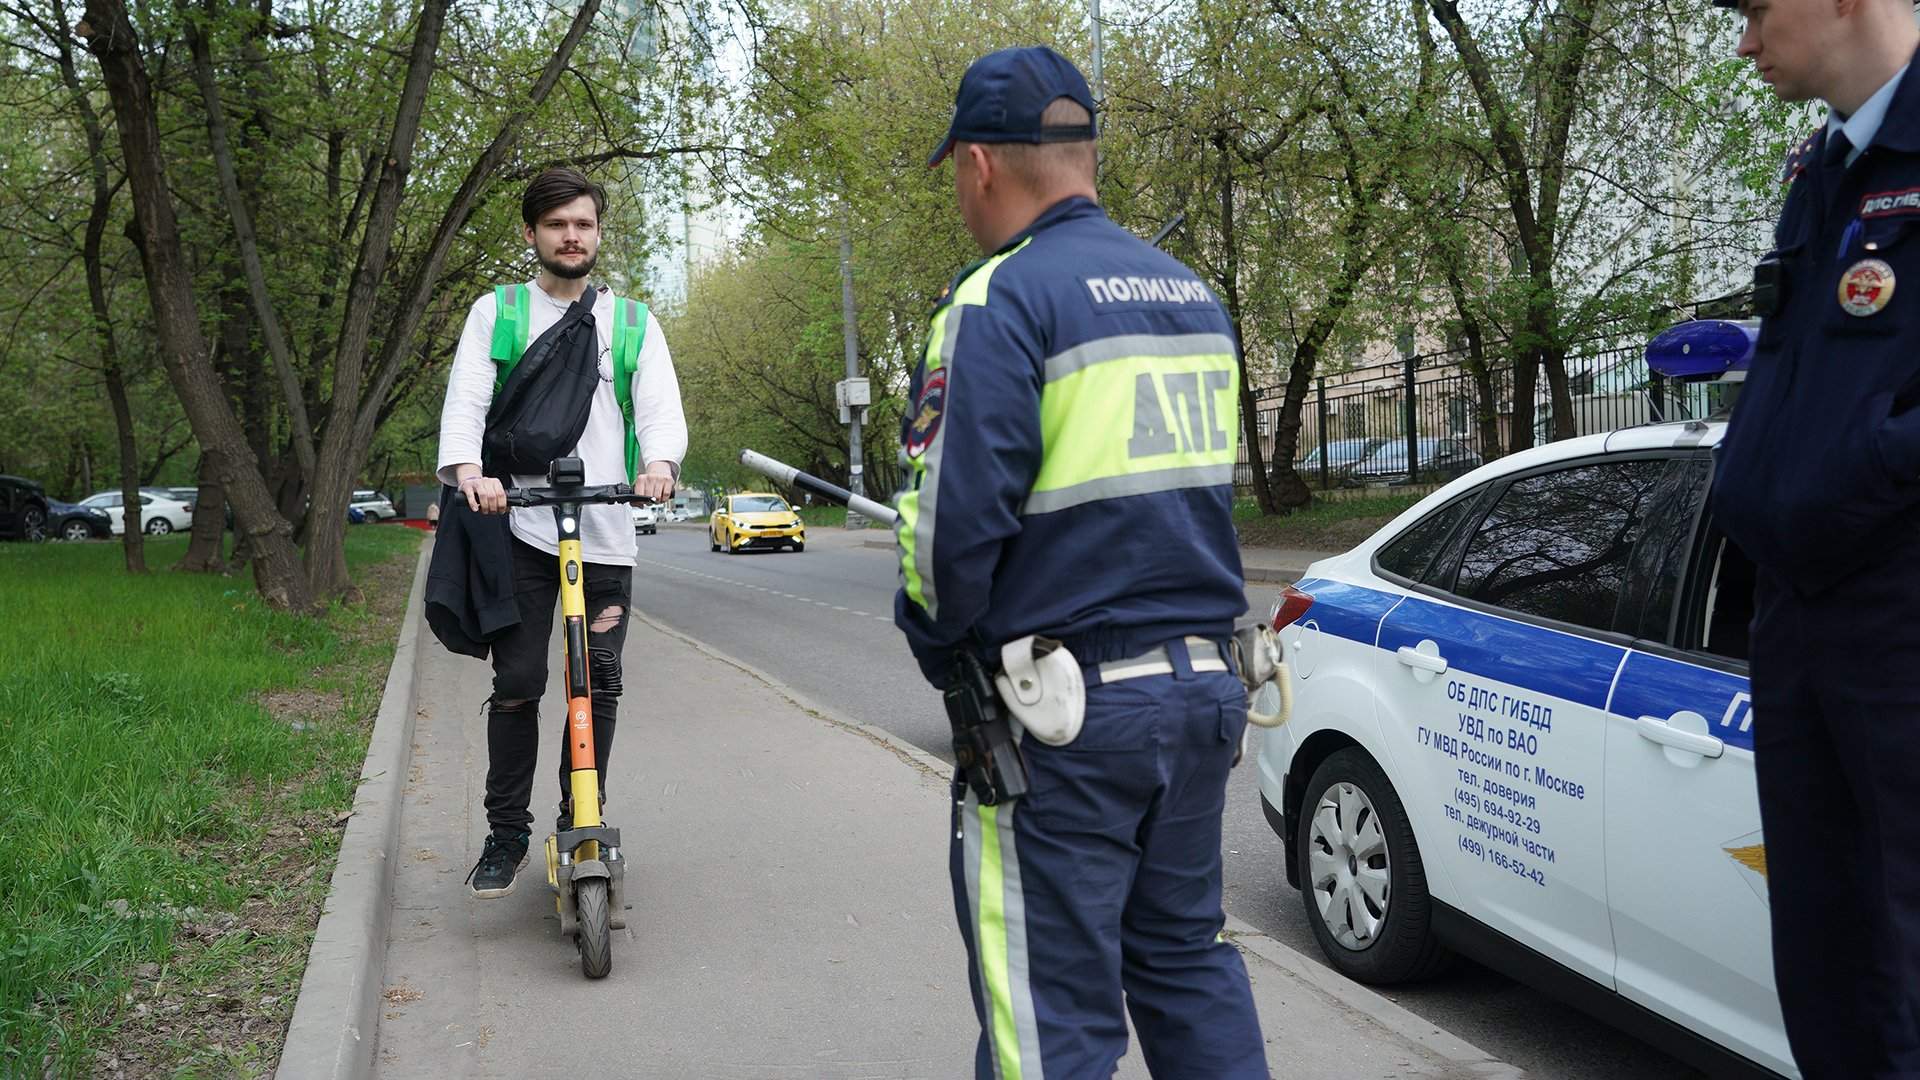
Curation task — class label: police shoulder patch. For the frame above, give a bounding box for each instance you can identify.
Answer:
[1780,129,1820,185]
[905,367,949,460]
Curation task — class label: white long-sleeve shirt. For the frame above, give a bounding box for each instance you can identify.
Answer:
[437,280,687,566]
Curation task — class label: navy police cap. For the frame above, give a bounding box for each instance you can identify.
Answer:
[928,46,1097,168]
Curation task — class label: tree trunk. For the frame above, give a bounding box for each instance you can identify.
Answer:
[45,0,145,571]
[188,8,317,483]
[310,0,603,598]
[1268,340,1319,511]
[177,452,229,571]
[1216,134,1275,515]
[1442,265,1502,459]
[81,0,314,612]
[101,372,146,570]
[1510,350,1540,454]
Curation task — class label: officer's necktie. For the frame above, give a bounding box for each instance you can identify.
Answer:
[1825,129,1855,169]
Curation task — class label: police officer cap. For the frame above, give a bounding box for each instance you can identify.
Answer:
[928,46,1098,168]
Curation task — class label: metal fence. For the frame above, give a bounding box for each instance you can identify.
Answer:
[1237,329,1739,493]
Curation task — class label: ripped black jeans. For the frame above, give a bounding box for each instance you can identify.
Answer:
[483,537,633,834]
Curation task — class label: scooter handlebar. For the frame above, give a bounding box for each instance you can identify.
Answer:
[503,483,661,508]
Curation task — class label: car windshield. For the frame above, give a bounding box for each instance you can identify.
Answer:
[732,496,790,513]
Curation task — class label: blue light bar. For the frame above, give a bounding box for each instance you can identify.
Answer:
[1644,319,1758,381]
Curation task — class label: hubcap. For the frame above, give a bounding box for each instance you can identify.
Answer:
[1307,781,1391,951]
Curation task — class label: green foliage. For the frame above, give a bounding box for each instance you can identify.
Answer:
[0,527,420,1072]
[674,0,1800,515]
[0,0,740,562]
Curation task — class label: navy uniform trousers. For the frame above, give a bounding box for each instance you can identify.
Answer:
[949,638,1268,1079]
[1753,563,1920,1079]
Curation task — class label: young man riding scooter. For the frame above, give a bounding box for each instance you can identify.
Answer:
[433,167,687,897]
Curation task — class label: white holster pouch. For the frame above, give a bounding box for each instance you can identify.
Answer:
[1230,623,1293,728]
[994,635,1086,747]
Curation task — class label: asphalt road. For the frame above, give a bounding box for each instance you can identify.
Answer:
[627,524,1704,1080]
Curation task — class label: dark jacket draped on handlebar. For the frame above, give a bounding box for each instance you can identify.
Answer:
[425,486,520,659]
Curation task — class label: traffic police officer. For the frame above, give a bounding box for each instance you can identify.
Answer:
[894,45,1267,1079]
[1710,2,1920,1075]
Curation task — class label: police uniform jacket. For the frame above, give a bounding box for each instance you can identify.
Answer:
[893,196,1247,686]
[1715,66,1920,589]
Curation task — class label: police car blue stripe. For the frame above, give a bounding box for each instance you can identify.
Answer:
[1294,577,1398,647]
[1377,594,1626,710]
[1302,579,1631,712]
[1607,652,1754,753]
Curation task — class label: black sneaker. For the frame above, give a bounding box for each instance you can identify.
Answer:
[465,830,530,898]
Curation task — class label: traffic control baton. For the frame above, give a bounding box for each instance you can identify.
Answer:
[738,449,898,525]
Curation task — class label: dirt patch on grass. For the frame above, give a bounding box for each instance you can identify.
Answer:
[96,807,342,1078]
[97,544,419,1078]
[256,688,346,730]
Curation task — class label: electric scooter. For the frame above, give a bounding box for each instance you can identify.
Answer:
[503,456,651,979]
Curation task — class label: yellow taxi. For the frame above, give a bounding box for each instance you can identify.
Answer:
[710,492,806,554]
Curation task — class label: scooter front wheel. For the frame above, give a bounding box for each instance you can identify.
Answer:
[576,878,612,979]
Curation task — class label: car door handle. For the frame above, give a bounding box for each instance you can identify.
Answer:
[1395,646,1449,674]
[1635,715,1725,759]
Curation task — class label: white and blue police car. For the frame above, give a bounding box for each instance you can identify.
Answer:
[1256,319,1790,1078]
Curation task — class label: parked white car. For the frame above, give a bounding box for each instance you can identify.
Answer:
[350,489,397,521]
[79,490,195,535]
[631,504,657,535]
[1257,415,1788,1078]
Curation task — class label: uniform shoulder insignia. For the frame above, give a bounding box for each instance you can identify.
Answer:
[1780,129,1820,185]
[930,258,988,316]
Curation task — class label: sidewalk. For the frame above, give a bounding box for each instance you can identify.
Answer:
[339,574,1515,1080]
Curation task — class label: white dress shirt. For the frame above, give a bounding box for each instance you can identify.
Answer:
[437,280,687,566]
[1827,64,1910,166]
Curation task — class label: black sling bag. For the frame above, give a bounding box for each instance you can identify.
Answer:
[482,291,600,478]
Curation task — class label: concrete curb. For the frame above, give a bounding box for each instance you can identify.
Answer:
[1222,914,1526,1078]
[631,609,1522,1079]
[274,539,431,1080]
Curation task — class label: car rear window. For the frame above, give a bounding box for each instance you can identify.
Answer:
[1375,496,1478,585]
[1452,459,1669,634]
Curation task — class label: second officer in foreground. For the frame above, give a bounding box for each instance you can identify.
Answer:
[894,45,1268,1079]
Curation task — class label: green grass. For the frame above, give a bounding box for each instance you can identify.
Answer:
[796,505,848,527]
[0,528,422,1077]
[1230,491,1426,551]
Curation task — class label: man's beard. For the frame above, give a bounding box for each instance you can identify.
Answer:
[539,249,597,280]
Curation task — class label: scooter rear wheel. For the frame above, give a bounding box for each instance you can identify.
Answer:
[576,878,612,979]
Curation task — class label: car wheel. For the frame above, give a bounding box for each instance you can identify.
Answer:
[21,506,47,543]
[710,530,721,552]
[60,520,91,541]
[144,517,173,535]
[791,541,804,553]
[1297,748,1452,984]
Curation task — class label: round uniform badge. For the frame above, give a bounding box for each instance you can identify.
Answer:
[905,368,948,460]
[1839,258,1896,317]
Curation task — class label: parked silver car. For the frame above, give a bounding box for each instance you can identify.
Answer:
[350,489,397,521]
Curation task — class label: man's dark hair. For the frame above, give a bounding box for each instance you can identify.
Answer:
[522,167,606,227]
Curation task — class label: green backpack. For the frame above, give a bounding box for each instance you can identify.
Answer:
[488,284,649,483]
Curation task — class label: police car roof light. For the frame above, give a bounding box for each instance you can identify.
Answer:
[1271,585,1314,630]
[1644,319,1758,382]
